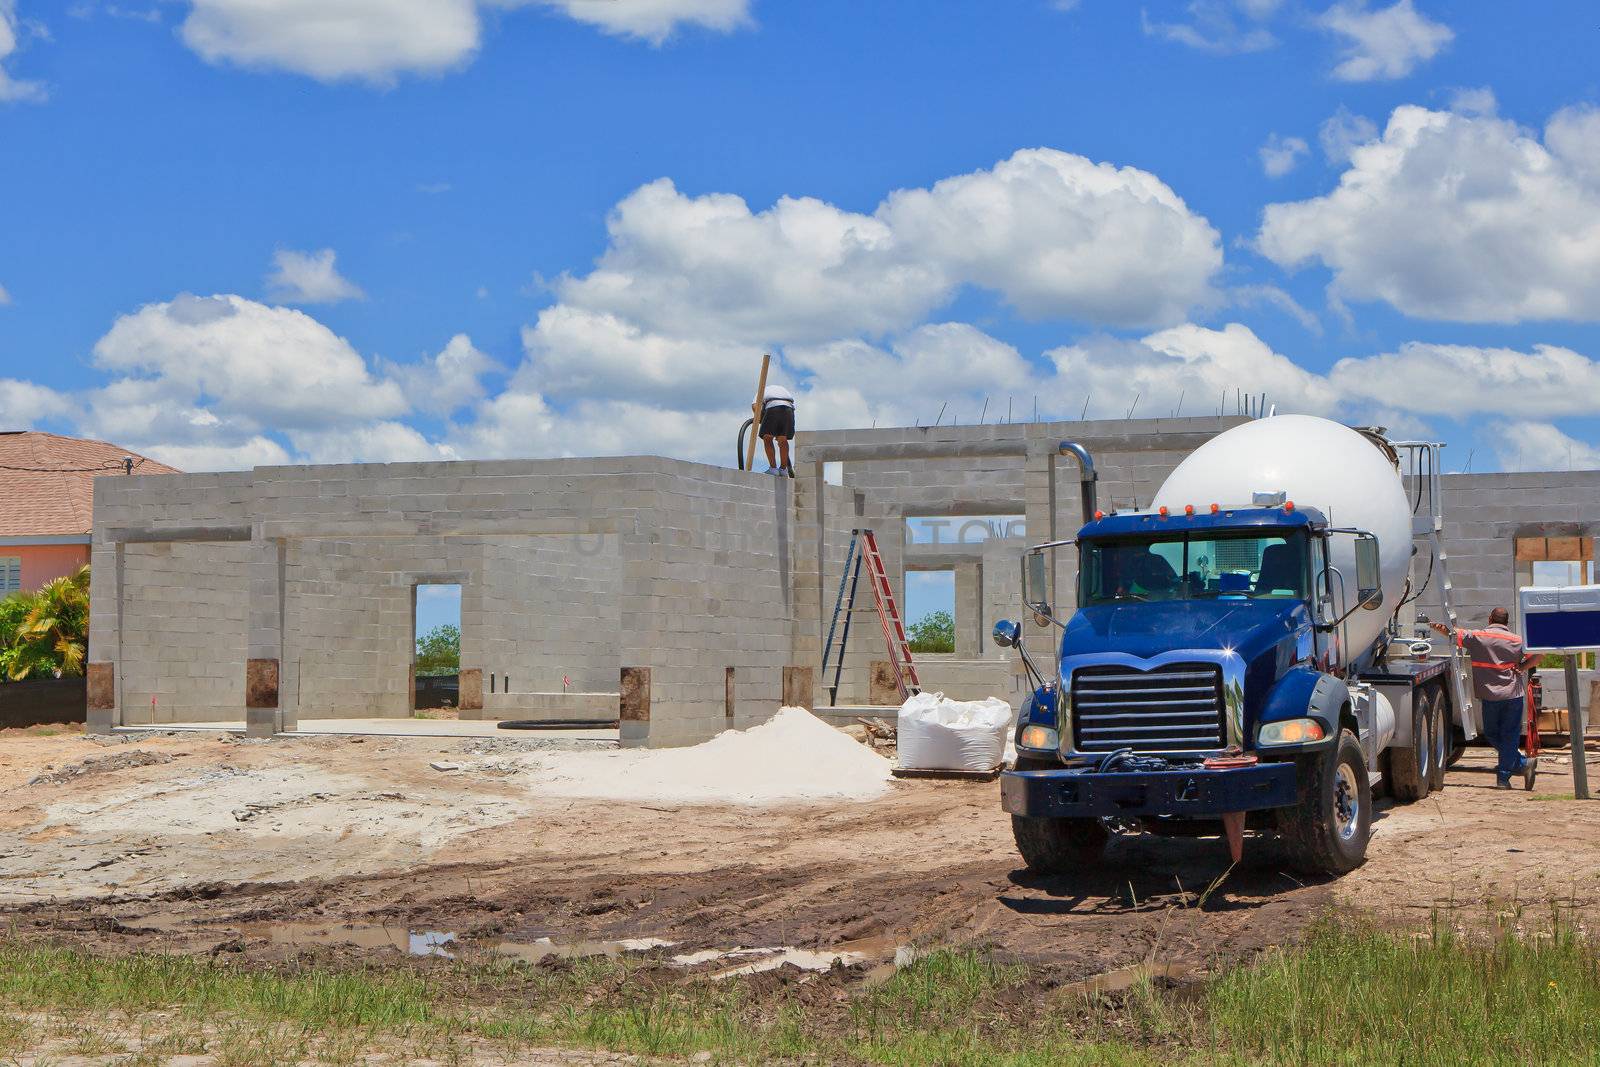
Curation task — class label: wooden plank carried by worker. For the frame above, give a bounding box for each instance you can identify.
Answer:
[745,353,771,472]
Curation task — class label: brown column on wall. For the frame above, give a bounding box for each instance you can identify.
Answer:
[86,662,115,733]
[725,667,736,726]
[243,658,281,737]
[459,668,483,717]
[782,665,814,709]
[246,659,279,709]
[620,666,650,748]
[87,662,114,710]
[869,661,899,705]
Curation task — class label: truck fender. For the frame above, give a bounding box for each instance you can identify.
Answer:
[1013,685,1059,746]
[1258,667,1347,748]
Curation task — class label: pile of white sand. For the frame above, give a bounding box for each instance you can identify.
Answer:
[526,707,893,806]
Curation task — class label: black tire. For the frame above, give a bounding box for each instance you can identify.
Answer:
[1011,814,1109,874]
[1427,686,1449,793]
[1280,728,1371,876]
[1389,691,1431,803]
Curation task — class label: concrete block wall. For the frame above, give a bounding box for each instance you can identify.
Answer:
[117,541,250,724]
[91,456,804,744]
[615,465,799,746]
[473,532,621,696]
[88,470,255,729]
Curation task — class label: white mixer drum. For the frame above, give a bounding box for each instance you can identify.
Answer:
[1152,415,1412,654]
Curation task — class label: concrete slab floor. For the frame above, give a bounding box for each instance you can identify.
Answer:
[114,717,618,741]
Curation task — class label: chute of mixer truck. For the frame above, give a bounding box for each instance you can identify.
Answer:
[993,415,1477,875]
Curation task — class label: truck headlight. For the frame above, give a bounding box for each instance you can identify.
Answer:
[1258,718,1326,746]
[1019,725,1059,750]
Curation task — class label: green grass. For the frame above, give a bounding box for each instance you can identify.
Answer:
[3,915,1600,1064]
[1208,914,1600,1065]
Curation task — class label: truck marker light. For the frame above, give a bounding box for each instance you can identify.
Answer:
[1019,725,1059,751]
[1210,503,1220,514]
[1094,510,1104,520]
[1184,504,1195,516]
[1158,506,1169,518]
[1284,500,1296,512]
[1259,719,1325,745]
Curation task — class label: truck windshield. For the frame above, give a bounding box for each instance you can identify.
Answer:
[1078,531,1309,605]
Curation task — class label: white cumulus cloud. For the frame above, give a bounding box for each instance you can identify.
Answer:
[1046,322,1339,421]
[1258,103,1600,323]
[557,149,1222,349]
[1329,342,1600,418]
[91,294,405,429]
[266,248,365,305]
[0,377,71,429]
[1317,0,1452,82]
[1259,133,1309,177]
[880,149,1222,326]
[533,0,752,44]
[0,0,46,102]
[179,0,752,84]
[181,0,483,84]
[0,282,10,305]
[1494,421,1600,473]
[1141,0,1280,54]
[384,333,498,414]
[1317,106,1378,163]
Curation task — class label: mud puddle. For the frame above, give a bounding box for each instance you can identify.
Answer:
[120,913,907,977]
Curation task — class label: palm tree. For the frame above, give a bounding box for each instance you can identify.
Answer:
[0,564,90,681]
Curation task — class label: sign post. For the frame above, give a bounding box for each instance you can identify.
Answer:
[1564,654,1589,799]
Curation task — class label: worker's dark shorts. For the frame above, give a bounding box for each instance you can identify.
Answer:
[759,405,795,439]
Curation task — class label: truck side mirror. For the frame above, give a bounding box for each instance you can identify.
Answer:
[1355,533,1382,610]
[1023,551,1051,616]
[992,620,1021,648]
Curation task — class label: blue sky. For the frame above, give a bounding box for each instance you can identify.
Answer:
[2,0,1599,483]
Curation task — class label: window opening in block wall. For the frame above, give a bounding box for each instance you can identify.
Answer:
[905,515,1024,545]
[905,569,955,653]
[414,584,462,712]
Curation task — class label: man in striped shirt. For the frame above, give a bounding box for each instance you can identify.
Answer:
[1431,608,1540,790]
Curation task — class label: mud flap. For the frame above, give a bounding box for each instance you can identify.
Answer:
[1221,811,1245,863]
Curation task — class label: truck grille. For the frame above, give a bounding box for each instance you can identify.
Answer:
[1070,664,1226,753]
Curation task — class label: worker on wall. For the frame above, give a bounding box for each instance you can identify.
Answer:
[1431,607,1540,790]
[759,382,796,478]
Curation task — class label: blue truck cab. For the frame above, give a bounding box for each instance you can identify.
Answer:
[993,444,1465,877]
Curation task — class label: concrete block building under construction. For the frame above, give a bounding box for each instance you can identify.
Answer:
[85,415,1600,745]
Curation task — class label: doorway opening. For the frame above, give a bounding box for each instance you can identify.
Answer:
[414,583,462,713]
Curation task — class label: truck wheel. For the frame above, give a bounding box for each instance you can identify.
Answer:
[1426,686,1449,792]
[1389,692,1431,803]
[1011,815,1109,874]
[1280,728,1371,876]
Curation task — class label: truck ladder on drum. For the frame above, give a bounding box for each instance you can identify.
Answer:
[1399,440,1478,740]
[820,528,921,706]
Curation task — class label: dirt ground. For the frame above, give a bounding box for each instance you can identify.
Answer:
[3,724,1600,982]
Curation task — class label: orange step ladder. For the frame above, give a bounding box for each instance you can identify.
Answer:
[820,528,920,706]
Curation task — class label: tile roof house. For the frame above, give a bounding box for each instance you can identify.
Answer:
[0,432,179,595]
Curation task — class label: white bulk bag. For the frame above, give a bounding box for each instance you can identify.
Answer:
[897,692,1014,772]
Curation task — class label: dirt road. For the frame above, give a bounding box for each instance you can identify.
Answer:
[4,725,1599,980]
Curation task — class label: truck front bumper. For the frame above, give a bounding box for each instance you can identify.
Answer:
[1000,762,1298,819]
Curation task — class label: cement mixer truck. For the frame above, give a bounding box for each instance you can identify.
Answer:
[993,416,1477,875]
